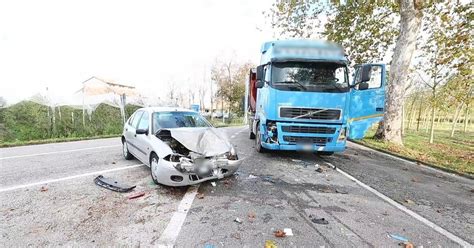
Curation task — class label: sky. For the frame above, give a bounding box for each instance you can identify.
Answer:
[0,0,274,105]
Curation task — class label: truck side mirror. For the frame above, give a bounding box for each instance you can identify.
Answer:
[358,64,372,83]
[256,80,264,88]
[256,65,264,81]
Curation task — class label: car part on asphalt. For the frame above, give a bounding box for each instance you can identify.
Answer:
[264,240,277,248]
[388,233,409,242]
[234,217,242,224]
[310,216,329,225]
[274,229,286,237]
[94,175,136,192]
[127,191,145,199]
[283,228,293,236]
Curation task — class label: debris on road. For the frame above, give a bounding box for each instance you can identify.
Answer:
[411,177,419,183]
[211,182,217,187]
[400,242,414,248]
[388,233,409,243]
[315,167,324,173]
[291,159,302,163]
[262,176,276,184]
[234,217,242,224]
[283,228,293,236]
[404,199,415,205]
[231,232,241,239]
[274,229,286,237]
[94,175,136,193]
[248,212,256,222]
[335,189,348,194]
[265,240,278,248]
[310,216,329,225]
[197,193,205,199]
[40,186,48,192]
[111,161,116,164]
[127,192,145,200]
[248,174,258,179]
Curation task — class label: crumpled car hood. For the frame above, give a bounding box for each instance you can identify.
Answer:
[167,127,232,157]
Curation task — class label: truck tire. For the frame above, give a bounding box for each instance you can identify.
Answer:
[249,130,256,139]
[255,125,266,153]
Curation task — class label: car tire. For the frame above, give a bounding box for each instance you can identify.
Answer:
[316,151,334,156]
[150,153,159,185]
[122,139,134,160]
[255,125,266,153]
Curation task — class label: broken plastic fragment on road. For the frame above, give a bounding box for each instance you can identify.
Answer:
[127,191,145,199]
[388,233,409,243]
[310,216,329,225]
[274,229,286,237]
[94,175,136,192]
[265,240,278,248]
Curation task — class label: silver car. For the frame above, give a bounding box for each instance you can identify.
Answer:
[121,107,242,186]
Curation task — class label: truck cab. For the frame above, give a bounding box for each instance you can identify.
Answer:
[246,40,386,154]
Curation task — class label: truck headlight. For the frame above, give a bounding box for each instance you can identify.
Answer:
[338,127,347,142]
[226,146,239,160]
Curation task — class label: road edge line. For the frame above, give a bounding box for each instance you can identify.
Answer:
[0,163,145,193]
[326,162,472,247]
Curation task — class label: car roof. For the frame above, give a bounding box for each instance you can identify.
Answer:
[136,106,196,113]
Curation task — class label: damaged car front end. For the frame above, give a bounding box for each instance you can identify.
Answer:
[152,128,242,186]
[122,108,242,187]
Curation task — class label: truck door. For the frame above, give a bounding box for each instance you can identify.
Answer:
[348,64,386,139]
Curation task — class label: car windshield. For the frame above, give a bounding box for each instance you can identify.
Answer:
[152,111,211,132]
[271,62,349,92]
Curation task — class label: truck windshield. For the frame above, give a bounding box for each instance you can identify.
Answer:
[271,62,349,93]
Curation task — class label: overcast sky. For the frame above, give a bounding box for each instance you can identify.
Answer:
[0,0,274,104]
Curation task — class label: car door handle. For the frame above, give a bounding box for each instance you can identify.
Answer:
[134,134,137,137]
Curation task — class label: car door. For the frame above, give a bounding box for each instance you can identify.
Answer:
[125,110,143,156]
[348,64,386,139]
[134,111,151,163]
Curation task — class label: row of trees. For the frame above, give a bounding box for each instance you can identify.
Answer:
[268,0,472,144]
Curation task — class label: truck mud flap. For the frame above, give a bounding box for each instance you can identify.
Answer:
[94,175,136,192]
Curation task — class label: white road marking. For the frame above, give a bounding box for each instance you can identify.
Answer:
[0,163,145,193]
[326,162,472,247]
[0,145,121,160]
[157,186,199,247]
[157,129,243,247]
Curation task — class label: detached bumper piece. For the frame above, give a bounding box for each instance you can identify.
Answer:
[94,175,136,192]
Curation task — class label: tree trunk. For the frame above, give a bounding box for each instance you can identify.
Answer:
[416,98,423,131]
[374,121,384,138]
[407,97,417,130]
[382,0,423,145]
[450,103,463,137]
[463,105,469,132]
[429,106,436,144]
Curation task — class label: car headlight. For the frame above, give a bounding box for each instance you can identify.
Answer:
[226,146,239,160]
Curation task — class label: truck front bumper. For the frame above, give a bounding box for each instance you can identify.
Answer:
[260,121,347,152]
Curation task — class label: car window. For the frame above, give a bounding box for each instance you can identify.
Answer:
[127,113,135,125]
[131,111,143,128]
[152,111,211,132]
[137,112,149,130]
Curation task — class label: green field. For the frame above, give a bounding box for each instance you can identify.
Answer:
[360,127,474,176]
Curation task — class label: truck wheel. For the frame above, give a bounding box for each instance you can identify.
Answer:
[255,126,266,153]
[249,130,256,139]
[316,151,334,156]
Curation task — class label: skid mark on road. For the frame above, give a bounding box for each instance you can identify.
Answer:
[326,162,472,247]
[0,145,121,160]
[0,163,145,193]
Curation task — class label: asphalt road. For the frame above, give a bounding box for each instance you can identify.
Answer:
[0,126,472,247]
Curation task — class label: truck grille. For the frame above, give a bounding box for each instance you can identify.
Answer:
[281,126,336,134]
[283,136,331,145]
[280,107,341,120]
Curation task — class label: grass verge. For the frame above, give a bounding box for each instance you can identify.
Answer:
[358,129,474,176]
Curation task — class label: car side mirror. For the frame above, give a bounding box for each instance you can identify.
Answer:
[136,129,148,135]
[256,65,264,81]
[358,82,369,90]
[256,80,265,88]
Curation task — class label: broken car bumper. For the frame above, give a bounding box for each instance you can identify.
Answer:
[153,159,242,186]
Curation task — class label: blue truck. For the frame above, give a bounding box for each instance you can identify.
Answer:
[246,40,386,154]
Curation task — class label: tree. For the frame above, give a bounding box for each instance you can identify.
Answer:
[211,59,253,116]
[380,0,423,145]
